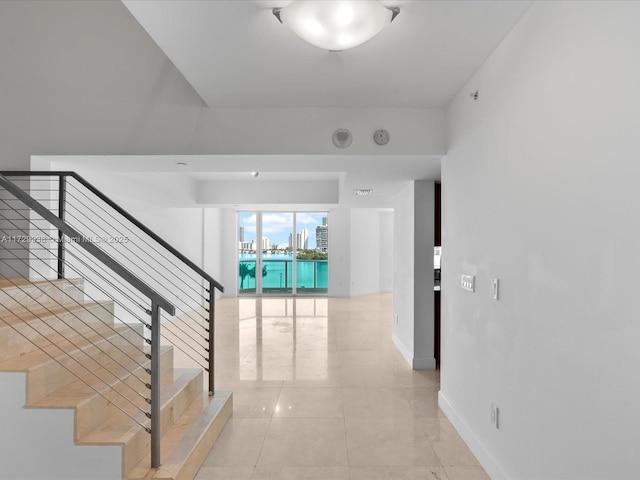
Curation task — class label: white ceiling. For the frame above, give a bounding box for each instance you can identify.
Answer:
[122,0,533,108]
[82,1,533,208]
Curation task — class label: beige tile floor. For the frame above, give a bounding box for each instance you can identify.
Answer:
[195,294,489,480]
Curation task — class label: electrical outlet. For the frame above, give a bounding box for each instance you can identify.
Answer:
[490,404,499,429]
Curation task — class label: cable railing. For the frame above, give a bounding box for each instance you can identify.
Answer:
[0,172,224,469]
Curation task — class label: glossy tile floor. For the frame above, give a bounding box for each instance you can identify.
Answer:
[195,294,489,480]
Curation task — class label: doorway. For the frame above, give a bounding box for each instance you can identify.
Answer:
[238,212,328,295]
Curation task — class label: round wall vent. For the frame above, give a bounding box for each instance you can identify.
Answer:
[373,129,390,146]
[332,128,352,149]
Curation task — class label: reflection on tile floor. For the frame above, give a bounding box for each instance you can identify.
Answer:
[195,294,489,480]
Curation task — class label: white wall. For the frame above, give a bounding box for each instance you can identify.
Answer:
[393,183,415,364]
[0,0,204,171]
[0,372,121,480]
[197,180,339,206]
[348,209,394,296]
[349,210,381,297]
[441,2,640,479]
[190,107,445,156]
[413,182,435,368]
[219,208,240,297]
[203,208,224,298]
[328,208,351,297]
[379,211,394,293]
[393,181,435,369]
[0,0,204,277]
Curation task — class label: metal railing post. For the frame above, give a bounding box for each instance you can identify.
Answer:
[150,300,161,468]
[208,281,215,396]
[57,175,66,279]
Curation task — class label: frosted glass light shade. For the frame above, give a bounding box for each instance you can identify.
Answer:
[277,1,398,51]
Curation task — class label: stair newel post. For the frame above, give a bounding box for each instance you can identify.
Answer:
[208,281,215,396]
[150,300,161,468]
[57,175,66,279]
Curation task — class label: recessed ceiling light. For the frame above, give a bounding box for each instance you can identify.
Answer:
[251,171,259,178]
[353,188,373,196]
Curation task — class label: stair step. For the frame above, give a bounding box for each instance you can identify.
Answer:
[0,278,84,311]
[126,391,232,480]
[0,300,115,362]
[30,345,174,440]
[0,278,227,479]
[78,368,206,476]
[0,322,145,404]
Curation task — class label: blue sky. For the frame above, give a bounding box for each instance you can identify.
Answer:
[238,212,326,249]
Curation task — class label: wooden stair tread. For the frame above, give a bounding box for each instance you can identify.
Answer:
[126,391,233,480]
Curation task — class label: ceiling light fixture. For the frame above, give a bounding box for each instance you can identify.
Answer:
[353,188,373,196]
[273,1,400,52]
[251,171,260,178]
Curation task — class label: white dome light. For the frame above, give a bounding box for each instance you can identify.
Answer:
[274,1,399,52]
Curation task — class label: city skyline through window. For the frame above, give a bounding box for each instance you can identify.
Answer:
[237,212,328,295]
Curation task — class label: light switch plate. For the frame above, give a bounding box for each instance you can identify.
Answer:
[492,279,499,300]
[461,274,475,292]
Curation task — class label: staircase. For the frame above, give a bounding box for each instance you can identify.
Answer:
[0,278,231,479]
[0,172,231,479]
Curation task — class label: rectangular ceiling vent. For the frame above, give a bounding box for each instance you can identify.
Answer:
[353,188,373,196]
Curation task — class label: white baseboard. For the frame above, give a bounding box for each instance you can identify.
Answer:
[438,390,507,480]
[392,333,413,367]
[413,355,436,370]
[392,334,436,370]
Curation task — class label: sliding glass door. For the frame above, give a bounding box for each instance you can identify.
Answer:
[261,212,293,294]
[294,212,328,294]
[238,212,328,295]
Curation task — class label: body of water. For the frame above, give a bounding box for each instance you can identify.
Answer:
[238,253,327,291]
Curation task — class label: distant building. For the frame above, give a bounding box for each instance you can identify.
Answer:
[289,229,309,250]
[239,226,245,242]
[316,224,328,252]
[298,229,308,250]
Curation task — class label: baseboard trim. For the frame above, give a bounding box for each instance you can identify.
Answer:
[392,333,412,367]
[438,390,508,480]
[413,356,436,370]
[391,334,436,370]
